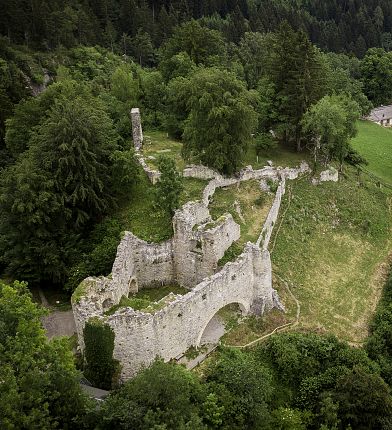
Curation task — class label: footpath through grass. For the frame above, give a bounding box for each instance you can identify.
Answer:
[271,168,392,343]
[351,120,392,185]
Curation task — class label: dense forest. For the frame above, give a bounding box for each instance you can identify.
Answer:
[2,0,392,56]
[1,1,392,429]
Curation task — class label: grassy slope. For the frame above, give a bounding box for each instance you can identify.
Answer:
[271,170,391,343]
[116,171,207,242]
[242,139,309,169]
[208,180,273,265]
[143,131,186,171]
[351,120,392,184]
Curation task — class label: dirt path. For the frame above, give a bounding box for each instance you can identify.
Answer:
[38,288,76,339]
[42,310,76,339]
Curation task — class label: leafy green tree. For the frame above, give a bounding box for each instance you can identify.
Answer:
[183,68,258,174]
[302,95,360,170]
[155,156,183,215]
[165,75,192,139]
[160,20,226,67]
[206,348,273,429]
[130,29,155,67]
[238,32,271,89]
[270,407,307,430]
[97,360,208,429]
[366,271,392,386]
[106,64,140,139]
[138,69,167,128]
[159,51,197,82]
[360,48,392,105]
[0,281,89,429]
[333,367,392,429]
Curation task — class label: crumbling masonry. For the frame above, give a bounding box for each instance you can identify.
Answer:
[72,110,319,380]
[72,162,311,380]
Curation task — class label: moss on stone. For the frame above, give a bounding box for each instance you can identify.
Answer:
[71,279,94,304]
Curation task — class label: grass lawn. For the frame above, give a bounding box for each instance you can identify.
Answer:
[116,170,207,242]
[143,131,186,171]
[270,168,392,344]
[105,285,188,315]
[208,180,273,265]
[242,139,310,169]
[351,120,392,185]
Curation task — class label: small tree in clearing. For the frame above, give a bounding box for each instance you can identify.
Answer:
[302,94,360,171]
[155,156,183,215]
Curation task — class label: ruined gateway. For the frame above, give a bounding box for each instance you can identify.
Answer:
[72,109,312,380]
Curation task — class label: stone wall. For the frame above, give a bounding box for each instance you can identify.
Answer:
[106,243,273,379]
[72,160,318,381]
[131,108,143,150]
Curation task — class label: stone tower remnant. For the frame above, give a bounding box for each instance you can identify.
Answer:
[131,108,143,150]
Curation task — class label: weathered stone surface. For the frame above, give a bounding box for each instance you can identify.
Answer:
[312,166,339,185]
[72,160,322,381]
[107,242,273,379]
[131,108,143,150]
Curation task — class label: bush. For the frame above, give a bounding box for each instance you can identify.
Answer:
[83,318,120,390]
[255,132,277,155]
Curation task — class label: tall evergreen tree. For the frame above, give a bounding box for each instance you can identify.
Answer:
[264,22,328,150]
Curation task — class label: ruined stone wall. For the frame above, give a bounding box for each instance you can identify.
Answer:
[72,160,320,381]
[172,202,240,287]
[107,243,273,380]
[183,164,219,180]
[131,108,143,150]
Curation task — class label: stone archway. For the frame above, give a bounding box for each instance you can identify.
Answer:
[197,302,247,347]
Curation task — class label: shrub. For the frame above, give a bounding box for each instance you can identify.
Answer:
[83,318,121,390]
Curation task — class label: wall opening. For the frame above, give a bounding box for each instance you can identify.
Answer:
[197,302,246,347]
[128,278,138,295]
[102,298,114,310]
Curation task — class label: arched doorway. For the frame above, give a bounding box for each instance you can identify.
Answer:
[197,302,247,346]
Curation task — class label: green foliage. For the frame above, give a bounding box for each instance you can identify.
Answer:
[165,76,192,139]
[206,348,273,429]
[155,156,184,215]
[160,20,226,68]
[270,407,307,430]
[302,94,361,169]
[97,360,208,429]
[66,219,123,292]
[183,68,258,174]
[84,318,120,390]
[360,48,392,105]
[0,280,89,429]
[255,133,277,156]
[333,367,392,429]
[263,22,328,151]
[111,149,139,196]
[0,86,120,284]
[366,270,392,386]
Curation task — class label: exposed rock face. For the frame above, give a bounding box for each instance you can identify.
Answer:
[72,159,318,381]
